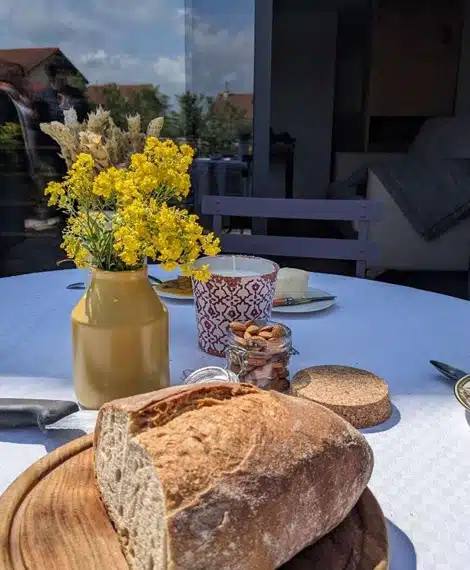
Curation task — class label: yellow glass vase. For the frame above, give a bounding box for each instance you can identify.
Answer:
[72,266,170,409]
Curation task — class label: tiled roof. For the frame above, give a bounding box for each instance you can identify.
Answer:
[0,47,60,72]
[87,84,154,106]
[214,92,253,120]
[0,48,87,84]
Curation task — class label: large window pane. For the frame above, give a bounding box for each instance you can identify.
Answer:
[0,0,188,275]
[184,0,254,159]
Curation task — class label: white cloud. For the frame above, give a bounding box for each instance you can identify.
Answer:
[93,0,170,24]
[187,18,254,96]
[0,0,186,98]
[79,50,108,65]
[223,71,238,84]
[0,0,101,37]
[154,55,185,86]
[0,0,255,101]
[79,50,140,69]
[175,8,187,36]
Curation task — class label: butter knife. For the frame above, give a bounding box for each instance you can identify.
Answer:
[0,398,80,429]
[430,360,468,382]
[273,295,336,307]
[0,398,97,432]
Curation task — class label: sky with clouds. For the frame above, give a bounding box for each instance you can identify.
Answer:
[0,0,254,106]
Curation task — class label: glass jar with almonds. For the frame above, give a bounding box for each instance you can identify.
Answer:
[226,320,292,392]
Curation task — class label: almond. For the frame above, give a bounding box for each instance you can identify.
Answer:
[251,336,268,350]
[244,331,253,340]
[258,331,273,339]
[272,325,284,338]
[230,322,246,332]
[259,325,273,333]
[246,325,260,335]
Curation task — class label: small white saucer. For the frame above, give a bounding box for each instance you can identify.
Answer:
[155,289,194,301]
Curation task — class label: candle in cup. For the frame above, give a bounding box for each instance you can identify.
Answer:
[192,255,279,356]
[211,256,265,278]
[212,269,261,277]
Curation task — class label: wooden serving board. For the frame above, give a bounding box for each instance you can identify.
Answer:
[0,435,389,570]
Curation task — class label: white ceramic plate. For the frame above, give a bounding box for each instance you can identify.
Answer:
[155,290,194,300]
[154,282,194,301]
[271,287,335,314]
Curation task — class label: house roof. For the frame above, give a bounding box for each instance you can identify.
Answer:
[0,47,87,82]
[87,84,154,106]
[214,92,253,120]
[0,47,59,73]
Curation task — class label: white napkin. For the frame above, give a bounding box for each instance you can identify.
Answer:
[46,410,98,434]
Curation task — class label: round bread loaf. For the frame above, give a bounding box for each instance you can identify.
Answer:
[94,383,373,570]
[291,365,392,428]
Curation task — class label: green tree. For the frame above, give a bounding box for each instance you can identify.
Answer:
[97,83,169,130]
[127,85,169,130]
[87,84,253,157]
[159,110,183,139]
[176,91,206,147]
[0,122,22,152]
[200,95,251,156]
[97,84,128,128]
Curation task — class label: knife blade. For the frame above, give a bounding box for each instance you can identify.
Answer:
[273,295,336,307]
[0,398,80,429]
[66,282,86,290]
[0,399,98,434]
[430,360,468,382]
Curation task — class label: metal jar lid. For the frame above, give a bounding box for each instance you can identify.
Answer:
[182,366,240,385]
[455,373,470,411]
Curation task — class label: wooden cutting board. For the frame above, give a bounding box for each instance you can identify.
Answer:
[0,435,389,570]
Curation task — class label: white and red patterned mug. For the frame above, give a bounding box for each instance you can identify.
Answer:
[192,255,279,357]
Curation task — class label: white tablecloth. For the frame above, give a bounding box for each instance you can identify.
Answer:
[1,267,469,570]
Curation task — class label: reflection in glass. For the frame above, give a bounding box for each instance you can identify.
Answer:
[0,1,256,275]
[185,0,254,156]
[0,3,188,276]
[184,0,255,228]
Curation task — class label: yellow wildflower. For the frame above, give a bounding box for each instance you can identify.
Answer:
[43,128,220,274]
[44,181,65,206]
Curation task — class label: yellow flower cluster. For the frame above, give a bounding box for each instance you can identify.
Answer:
[92,138,194,204]
[45,137,220,278]
[46,153,96,209]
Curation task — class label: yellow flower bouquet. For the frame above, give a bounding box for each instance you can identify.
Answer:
[39,109,221,407]
[40,109,220,280]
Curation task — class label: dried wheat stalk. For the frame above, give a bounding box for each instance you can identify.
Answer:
[40,107,165,171]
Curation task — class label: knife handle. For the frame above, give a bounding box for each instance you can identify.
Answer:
[0,399,79,429]
[273,297,294,307]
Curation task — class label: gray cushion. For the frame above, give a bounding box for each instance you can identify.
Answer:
[410,117,470,159]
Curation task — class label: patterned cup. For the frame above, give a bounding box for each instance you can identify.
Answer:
[192,255,279,356]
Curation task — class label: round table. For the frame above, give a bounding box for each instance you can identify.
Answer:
[1,267,469,570]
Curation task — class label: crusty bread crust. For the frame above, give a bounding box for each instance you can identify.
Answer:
[95,384,373,570]
[93,384,195,446]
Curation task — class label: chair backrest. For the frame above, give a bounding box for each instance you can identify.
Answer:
[202,196,382,277]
